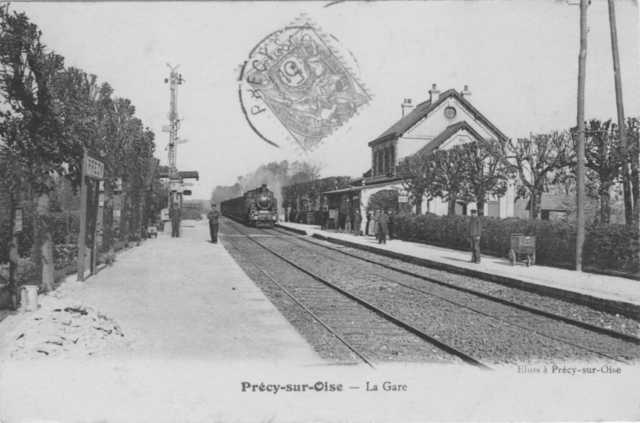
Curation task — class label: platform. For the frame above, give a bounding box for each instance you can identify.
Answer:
[276,220,640,319]
[0,219,324,364]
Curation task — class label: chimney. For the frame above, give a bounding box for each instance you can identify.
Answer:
[429,84,440,103]
[461,85,472,100]
[401,98,413,118]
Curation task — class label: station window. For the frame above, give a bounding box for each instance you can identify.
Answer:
[444,106,457,120]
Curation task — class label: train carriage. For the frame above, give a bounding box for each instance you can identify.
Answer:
[221,184,278,228]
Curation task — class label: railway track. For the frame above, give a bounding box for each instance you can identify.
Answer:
[220,218,489,369]
[262,224,640,363]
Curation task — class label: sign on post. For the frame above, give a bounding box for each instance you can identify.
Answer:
[398,195,409,203]
[85,153,104,180]
[77,150,105,282]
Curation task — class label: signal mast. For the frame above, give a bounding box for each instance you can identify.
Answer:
[164,64,186,207]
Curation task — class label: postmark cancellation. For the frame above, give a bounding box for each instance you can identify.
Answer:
[239,17,371,154]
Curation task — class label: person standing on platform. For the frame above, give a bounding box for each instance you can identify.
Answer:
[372,210,379,240]
[354,209,362,236]
[334,209,341,233]
[345,210,352,234]
[319,207,326,230]
[170,205,181,238]
[365,210,372,236]
[377,210,389,244]
[207,204,220,244]
[388,209,395,240]
[469,210,482,263]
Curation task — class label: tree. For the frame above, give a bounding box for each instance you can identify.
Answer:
[367,190,399,213]
[117,118,155,244]
[430,146,472,215]
[0,6,70,291]
[502,131,574,220]
[459,139,511,216]
[568,119,626,224]
[397,153,434,215]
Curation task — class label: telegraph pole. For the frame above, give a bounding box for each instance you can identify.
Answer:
[575,0,588,272]
[608,0,632,225]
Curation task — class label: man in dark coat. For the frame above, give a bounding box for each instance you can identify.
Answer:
[469,209,482,263]
[170,205,181,238]
[320,207,329,230]
[377,210,389,244]
[208,204,220,244]
[388,209,395,240]
[354,209,362,236]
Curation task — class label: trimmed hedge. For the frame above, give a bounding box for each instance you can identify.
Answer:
[394,213,639,276]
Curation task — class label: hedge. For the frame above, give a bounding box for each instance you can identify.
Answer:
[0,210,80,264]
[394,213,639,276]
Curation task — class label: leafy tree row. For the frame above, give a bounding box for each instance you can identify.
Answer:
[282,176,351,211]
[398,118,639,224]
[398,138,511,216]
[0,6,160,295]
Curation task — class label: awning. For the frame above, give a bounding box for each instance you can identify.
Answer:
[321,179,404,196]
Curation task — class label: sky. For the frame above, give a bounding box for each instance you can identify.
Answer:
[13,0,640,200]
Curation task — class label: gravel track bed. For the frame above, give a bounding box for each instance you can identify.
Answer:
[287,233,640,336]
[220,222,458,364]
[259,236,625,365]
[273,236,640,363]
[221,230,356,363]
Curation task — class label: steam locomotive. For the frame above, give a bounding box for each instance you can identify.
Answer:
[220,184,278,228]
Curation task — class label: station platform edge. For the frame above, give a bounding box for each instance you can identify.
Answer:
[274,221,640,320]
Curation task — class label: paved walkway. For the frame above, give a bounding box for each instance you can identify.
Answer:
[277,221,640,316]
[40,220,323,363]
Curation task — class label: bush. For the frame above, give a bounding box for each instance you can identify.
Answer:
[394,213,639,276]
[181,207,202,220]
[0,208,80,264]
[0,257,37,286]
[584,224,640,275]
[53,244,79,270]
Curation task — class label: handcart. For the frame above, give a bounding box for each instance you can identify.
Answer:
[508,233,536,267]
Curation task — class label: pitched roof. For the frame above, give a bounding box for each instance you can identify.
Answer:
[415,121,486,156]
[369,89,508,146]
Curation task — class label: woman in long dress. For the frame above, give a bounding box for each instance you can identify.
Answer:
[371,210,379,239]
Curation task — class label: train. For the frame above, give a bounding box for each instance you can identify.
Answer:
[220,184,278,228]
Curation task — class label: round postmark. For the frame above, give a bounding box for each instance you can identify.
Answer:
[239,17,371,154]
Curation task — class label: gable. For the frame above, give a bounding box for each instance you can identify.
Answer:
[404,96,497,140]
[415,122,485,156]
[370,89,507,147]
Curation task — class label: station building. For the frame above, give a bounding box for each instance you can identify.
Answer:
[323,84,519,231]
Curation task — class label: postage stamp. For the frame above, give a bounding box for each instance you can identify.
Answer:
[238,16,371,154]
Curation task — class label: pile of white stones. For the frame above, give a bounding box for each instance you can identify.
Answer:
[4,297,124,359]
